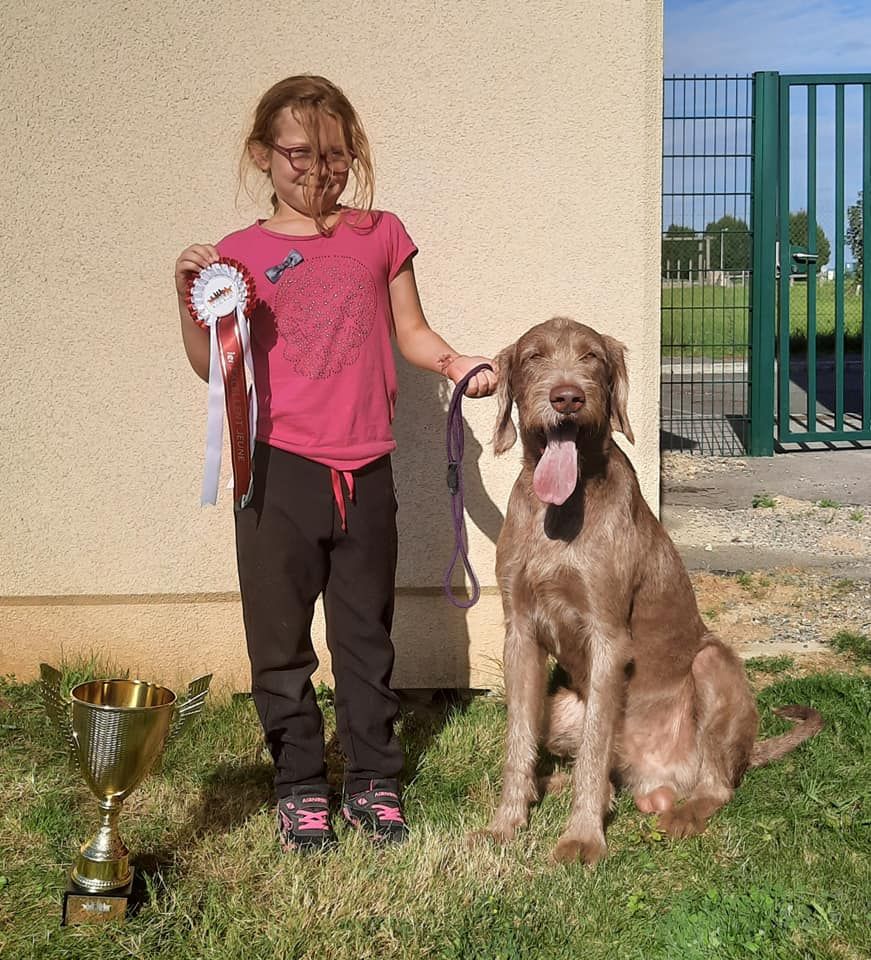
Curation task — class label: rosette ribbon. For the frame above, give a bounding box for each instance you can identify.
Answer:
[186,260,257,508]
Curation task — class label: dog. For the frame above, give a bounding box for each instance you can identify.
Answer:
[473,317,822,865]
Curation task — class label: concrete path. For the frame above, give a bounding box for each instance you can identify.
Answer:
[662,449,871,577]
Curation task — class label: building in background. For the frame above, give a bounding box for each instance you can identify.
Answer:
[1,1,663,689]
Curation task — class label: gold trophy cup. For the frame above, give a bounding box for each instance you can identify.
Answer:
[39,663,212,924]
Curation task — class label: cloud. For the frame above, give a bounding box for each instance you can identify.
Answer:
[666,0,871,74]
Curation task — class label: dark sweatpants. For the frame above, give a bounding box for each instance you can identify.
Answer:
[234,442,403,798]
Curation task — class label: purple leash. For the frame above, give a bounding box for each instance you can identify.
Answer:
[444,363,494,608]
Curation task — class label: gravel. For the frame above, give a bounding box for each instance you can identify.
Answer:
[661,452,871,659]
[689,570,871,658]
[670,498,871,560]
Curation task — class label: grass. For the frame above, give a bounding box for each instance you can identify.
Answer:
[1,665,870,959]
[816,499,841,510]
[735,572,772,599]
[752,493,777,509]
[829,630,871,665]
[830,578,857,595]
[744,655,795,676]
[661,283,865,358]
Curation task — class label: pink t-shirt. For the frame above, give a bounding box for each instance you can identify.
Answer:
[216,211,417,470]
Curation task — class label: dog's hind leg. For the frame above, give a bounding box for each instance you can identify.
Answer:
[634,786,676,813]
[472,613,548,845]
[657,641,758,838]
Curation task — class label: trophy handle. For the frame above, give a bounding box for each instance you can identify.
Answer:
[167,674,213,741]
[39,663,78,761]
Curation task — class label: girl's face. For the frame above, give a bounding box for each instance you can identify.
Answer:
[255,106,350,219]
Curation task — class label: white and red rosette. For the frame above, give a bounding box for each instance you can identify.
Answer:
[186,260,257,509]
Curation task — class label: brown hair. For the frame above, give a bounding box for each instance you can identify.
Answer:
[240,75,375,234]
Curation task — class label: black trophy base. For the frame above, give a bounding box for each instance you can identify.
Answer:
[62,872,135,925]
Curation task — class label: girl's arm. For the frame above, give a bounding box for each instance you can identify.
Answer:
[175,244,219,382]
[389,260,496,397]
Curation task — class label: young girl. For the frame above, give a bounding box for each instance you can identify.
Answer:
[174,75,496,852]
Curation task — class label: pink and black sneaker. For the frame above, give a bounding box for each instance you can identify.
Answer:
[276,785,337,853]
[341,779,409,844]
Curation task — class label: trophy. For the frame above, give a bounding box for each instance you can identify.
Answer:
[39,663,212,924]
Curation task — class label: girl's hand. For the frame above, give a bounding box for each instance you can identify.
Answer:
[175,244,219,297]
[444,355,498,398]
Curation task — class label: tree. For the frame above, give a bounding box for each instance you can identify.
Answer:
[703,215,751,271]
[789,210,831,270]
[661,224,697,278]
[847,192,863,283]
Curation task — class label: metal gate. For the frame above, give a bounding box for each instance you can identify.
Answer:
[661,76,753,455]
[662,72,871,454]
[752,72,871,450]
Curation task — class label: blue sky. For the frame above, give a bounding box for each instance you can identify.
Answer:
[665,1,870,265]
[666,0,871,75]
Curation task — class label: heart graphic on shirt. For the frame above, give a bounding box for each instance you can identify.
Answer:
[272,255,378,379]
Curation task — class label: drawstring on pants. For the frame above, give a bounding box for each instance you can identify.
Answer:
[330,468,355,531]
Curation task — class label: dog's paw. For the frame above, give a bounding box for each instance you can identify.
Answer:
[466,815,526,847]
[466,828,505,848]
[550,832,608,866]
[657,806,706,839]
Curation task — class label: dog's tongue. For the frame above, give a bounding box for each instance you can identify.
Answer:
[533,436,578,505]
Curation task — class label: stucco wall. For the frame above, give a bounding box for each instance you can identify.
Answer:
[1,0,663,689]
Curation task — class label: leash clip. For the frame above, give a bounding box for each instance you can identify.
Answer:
[447,462,460,495]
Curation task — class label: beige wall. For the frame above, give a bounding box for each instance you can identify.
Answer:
[1,1,663,689]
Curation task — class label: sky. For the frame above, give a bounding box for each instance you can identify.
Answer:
[665,0,871,76]
[665,0,870,265]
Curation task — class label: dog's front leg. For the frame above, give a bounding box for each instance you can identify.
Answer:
[552,631,626,865]
[472,614,546,845]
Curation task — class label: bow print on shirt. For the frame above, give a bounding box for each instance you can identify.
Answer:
[265,249,304,284]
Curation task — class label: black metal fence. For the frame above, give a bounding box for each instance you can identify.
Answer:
[661,76,753,455]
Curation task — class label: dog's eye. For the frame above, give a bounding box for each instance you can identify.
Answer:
[578,351,599,362]
[524,352,544,363]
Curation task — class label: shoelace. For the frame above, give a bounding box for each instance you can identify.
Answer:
[295,809,330,831]
[371,803,405,824]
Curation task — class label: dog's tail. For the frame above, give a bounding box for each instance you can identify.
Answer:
[748,705,823,768]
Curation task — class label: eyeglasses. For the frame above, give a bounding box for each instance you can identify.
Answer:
[268,143,353,174]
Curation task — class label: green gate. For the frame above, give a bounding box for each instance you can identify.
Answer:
[752,72,871,451]
[662,72,871,454]
[661,76,753,455]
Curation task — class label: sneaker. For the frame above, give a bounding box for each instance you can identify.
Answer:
[276,785,337,853]
[341,779,409,844]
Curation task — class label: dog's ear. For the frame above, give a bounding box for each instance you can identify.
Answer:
[492,343,518,455]
[602,335,635,444]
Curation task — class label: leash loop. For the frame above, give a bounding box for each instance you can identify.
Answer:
[444,362,494,608]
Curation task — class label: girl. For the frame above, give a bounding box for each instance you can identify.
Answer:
[174,75,496,852]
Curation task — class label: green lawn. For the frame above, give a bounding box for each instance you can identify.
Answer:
[1,664,869,959]
[662,282,865,357]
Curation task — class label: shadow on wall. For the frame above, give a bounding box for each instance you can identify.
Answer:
[390,350,504,690]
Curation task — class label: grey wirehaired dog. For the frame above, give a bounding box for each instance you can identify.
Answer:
[473,317,821,865]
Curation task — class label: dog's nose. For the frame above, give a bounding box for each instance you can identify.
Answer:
[549,384,586,414]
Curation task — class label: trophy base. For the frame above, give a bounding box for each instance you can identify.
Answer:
[62,873,135,925]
